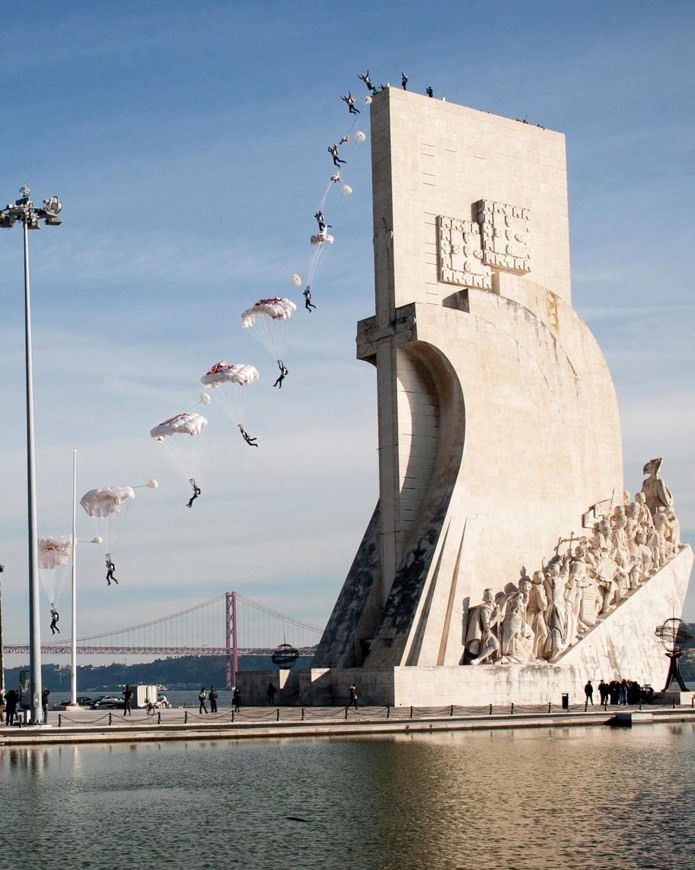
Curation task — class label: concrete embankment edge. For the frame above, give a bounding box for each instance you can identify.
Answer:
[2,708,695,746]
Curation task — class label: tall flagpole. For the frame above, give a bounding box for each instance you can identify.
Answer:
[70,448,77,706]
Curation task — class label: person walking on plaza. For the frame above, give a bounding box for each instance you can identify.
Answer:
[232,687,241,712]
[209,686,218,713]
[4,689,19,726]
[348,684,358,709]
[41,688,50,723]
[584,680,594,708]
[122,684,133,716]
[198,687,208,714]
[266,682,277,705]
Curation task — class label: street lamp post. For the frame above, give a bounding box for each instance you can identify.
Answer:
[1,185,62,725]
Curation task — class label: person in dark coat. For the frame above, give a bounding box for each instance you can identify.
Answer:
[209,686,218,713]
[584,680,594,706]
[232,687,241,712]
[122,684,133,716]
[4,689,19,725]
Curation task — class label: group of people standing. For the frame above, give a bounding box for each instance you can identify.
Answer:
[197,685,241,713]
[585,678,652,706]
[0,687,51,725]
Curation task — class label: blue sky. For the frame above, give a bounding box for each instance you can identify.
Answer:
[1,1,694,665]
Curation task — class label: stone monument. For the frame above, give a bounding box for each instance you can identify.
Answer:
[306,88,692,707]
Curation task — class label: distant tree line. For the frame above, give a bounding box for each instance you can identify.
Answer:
[1,654,308,692]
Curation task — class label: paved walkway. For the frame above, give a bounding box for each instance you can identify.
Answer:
[2,702,694,745]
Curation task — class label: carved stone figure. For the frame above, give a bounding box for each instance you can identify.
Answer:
[500,592,535,662]
[465,588,501,665]
[633,491,653,529]
[526,571,548,659]
[544,559,569,660]
[640,458,673,517]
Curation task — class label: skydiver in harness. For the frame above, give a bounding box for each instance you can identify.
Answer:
[314,211,331,233]
[303,285,316,312]
[358,70,377,95]
[341,92,360,114]
[328,143,346,167]
[238,424,258,447]
[274,360,289,389]
[187,478,201,508]
[105,554,118,585]
[49,603,60,634]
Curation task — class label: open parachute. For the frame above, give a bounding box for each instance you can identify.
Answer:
[240,298,296,328]
[38,535,73,615]
[80,486,135,518]
[241,298,296,365]
[150,412,208,441]
[201,362,259,389]
[38,535,72,569]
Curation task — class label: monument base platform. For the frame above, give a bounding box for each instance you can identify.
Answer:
[299,547,693,707]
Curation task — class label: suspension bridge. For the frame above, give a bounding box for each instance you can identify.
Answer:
[3,592,323,687]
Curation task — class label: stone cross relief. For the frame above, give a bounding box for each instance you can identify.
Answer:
[462,460,680,665]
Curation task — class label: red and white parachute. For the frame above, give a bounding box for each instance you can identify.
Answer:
[201,362,259,430]
[241,297,296,363]
[201,362,259,389]
[150,412,208,441]
[241,297,296,327]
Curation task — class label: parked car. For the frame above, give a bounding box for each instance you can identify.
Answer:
[91,695,124,710]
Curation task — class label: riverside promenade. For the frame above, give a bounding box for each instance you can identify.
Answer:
[2,701,695,746]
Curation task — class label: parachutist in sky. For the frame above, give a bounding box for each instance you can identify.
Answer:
[314,211,331,233]
[187,479,201,508]
[328,144,346,167]
[358,70,377,95]
[238,424,258,447]
[303,286,316,312]
[274,360,289,389]
[402,72,408,90]
[49,604,60,635]
[105,554,118,586]
[338,133,350,145]
[330,172,342,184]
[341,92,360,114]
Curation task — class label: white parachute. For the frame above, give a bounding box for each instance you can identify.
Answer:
[241,297,296,363]
[150,412,208,498]
[38,535,73,607]
[80,486,136,562]
[80,486,135,518]
[150,412,208,441]
[201,362,259,389]
[240,297,296,327]
[38,535,73,569]
[201,362,259,432]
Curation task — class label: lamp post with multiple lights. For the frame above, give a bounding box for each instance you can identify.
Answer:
[0,186,62,725]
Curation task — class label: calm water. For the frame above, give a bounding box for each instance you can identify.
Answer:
[1,723,693,869]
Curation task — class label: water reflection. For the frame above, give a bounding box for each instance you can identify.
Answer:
[0,723,693,869]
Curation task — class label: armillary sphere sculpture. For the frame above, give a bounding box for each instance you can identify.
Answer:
[655,618,693,692]
[271,643,299,669]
